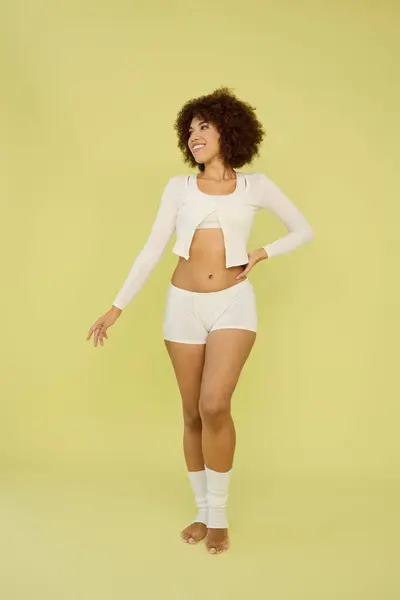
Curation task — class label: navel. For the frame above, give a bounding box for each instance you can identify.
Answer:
[208,273,213,279]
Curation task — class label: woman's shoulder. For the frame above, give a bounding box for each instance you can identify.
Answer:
[170,173,191,178]
[167,173,192,186]
[241,171,271,190]
[241,170,268,180]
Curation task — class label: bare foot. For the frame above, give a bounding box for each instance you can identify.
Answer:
[181,522,208,544]
[205,528,229,554]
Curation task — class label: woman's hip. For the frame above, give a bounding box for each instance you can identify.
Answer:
[162,278,257,344]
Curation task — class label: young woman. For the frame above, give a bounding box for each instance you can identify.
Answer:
[86,86,314,555]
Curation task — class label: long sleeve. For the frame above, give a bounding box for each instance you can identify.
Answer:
[256,173,314,258]
[112,175,183,310]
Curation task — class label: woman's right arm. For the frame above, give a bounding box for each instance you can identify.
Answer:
[111,175,184,311]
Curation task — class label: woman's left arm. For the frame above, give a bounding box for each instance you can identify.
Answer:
[236,173,314,280]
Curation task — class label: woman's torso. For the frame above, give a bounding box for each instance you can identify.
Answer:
[171,173,246,292]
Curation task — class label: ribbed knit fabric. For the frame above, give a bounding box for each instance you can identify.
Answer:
[205,466,232,529]
[188,470,208,526]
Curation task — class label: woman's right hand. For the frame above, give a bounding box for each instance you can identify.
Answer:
[86,306,122,347]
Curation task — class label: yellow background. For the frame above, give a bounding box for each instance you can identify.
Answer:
[1,0,398,597]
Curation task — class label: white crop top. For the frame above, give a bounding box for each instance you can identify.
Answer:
[112,171,314,310]
[196,210,221,229]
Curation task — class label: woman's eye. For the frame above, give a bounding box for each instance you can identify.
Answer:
[189,124,208,137]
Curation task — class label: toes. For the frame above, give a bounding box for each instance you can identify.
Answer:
[208,545,223,554]
[181,531,190,543]
[206,538,229,554]
[182,524,207,545]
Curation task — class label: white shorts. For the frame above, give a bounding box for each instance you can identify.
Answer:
[162,278,258,344]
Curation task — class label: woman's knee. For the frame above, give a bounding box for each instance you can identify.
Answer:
[199,393,230,426]
[183,406,202,430]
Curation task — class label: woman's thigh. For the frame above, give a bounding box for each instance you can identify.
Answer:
[164,340,206,420]
[199,329,257,413]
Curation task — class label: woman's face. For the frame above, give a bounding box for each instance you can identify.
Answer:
[188,116,221,165]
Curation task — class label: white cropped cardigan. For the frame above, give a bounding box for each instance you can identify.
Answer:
[112,171,314,310]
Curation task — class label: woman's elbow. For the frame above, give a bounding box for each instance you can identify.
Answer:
[302,225,314,244]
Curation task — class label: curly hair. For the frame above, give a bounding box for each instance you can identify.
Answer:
[173,86,266,173]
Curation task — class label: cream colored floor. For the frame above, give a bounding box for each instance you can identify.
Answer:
[0,466,397,600]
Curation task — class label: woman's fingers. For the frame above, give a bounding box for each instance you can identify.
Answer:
[95,325,109,347]
[94,326,102,346]
[87,322,100,341]
[86,318,110,346]
[98,330,108,346]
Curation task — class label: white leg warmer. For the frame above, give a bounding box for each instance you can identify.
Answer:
[188,469,208,526]
[205,466,232,529]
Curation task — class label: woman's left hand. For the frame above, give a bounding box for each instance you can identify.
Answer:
[235,248,268,280]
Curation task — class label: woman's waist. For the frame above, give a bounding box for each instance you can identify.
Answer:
[171,256,245,293]
[172,227,250,269]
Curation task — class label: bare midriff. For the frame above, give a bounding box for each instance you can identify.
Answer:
[170,172,246,292]
[171,228,247,293]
